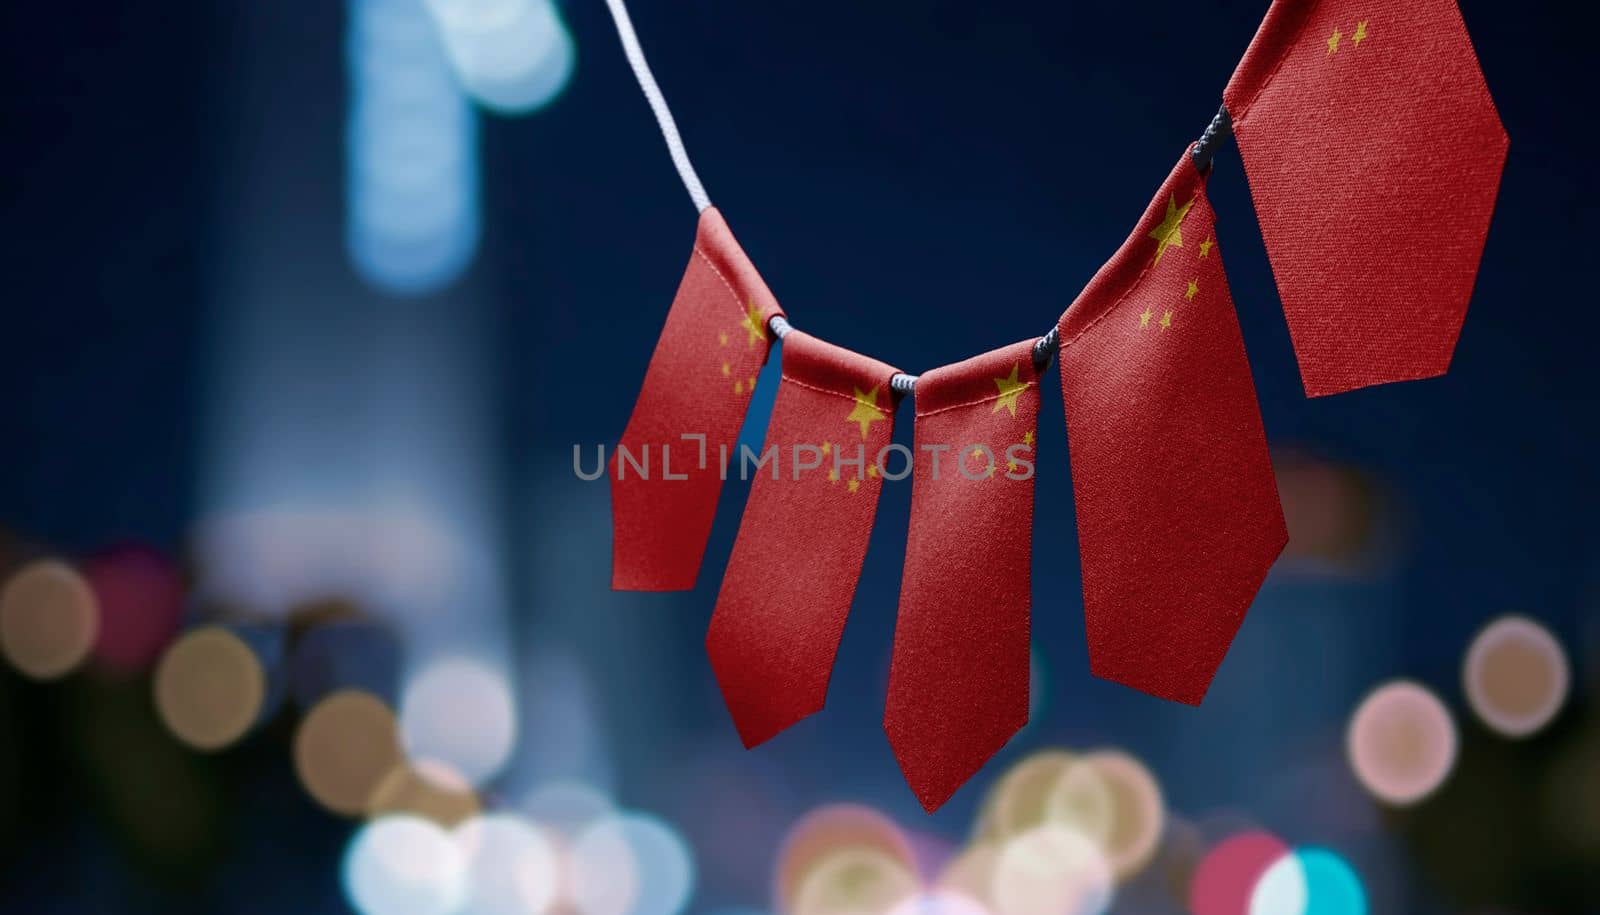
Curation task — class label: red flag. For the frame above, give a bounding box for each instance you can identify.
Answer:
[1058,153,1286,704]
[611,207,785,591]
[885,341,1040,811]
[706,331,901,747]
[1223,0,1507,396]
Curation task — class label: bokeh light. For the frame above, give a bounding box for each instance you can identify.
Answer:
[347,0,480,294]
[887,890,992,915]
[976,750,1079,841]
[0,558,99,679]
[1346,681,1457,806]
[935,842,999,905]
[400,656,516,786]
[83,544,184,674]
[521,780,614,838]
[1252,848,1367,915]
[344,814,468,915]
[294,688,405,816]
[425,0,576,114]
[1062,751,1165,881]
[454,813,560,915]
[1043,757,1115,850]
[1190,831,1291,915]
[153,626,267,751]
[368,757,483,826]
[1464,615,1570,738]
[790,846,921,915]
[1248,851,1308,915]
[777,804,915,912]
[570,812,695,915]
[990,824,1114,915]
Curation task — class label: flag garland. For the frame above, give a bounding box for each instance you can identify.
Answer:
[602,0,1507,809]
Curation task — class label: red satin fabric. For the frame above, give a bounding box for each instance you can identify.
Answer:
[611,207,785,591]
[885,340,1040,812]
[1224,0,1507,396]
[1058,153,1287,705]
[706,331,901,747]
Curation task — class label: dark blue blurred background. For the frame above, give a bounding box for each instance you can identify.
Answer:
[0,1,1594,913]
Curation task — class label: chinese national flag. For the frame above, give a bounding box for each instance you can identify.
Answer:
[1058,153,1286,705]
[1224,0,1507,396]
[611,207,785,591]
[885,340,1041,812]
[706,332,901,747]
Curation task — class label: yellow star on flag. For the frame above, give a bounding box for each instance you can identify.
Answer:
[1160,311,1173,331]
[1149,195,1194,265]
[1199,236,1214,257]
[1352,20,1368,47]
[867,464,879,479]
[846,386,886,440]
[1140,308,1152,329]
[821,441,831,456]
[740,301,767,348]
[718,331,729,347]
[847,478,861,494]
[1023,429,1035,447]
[1186,279,1199,301]
[992,364,1027,417]
[828,467,839,483]
[734,379,745,394]
[1327,27,1342,54]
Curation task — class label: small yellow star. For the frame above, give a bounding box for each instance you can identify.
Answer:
[1140,309,1152,329]
[1327,28,1342,54]
[1007,460,1019,474]
[748,376,758,391]
[828,468,839,483]
[867,464,879,479]
[1199,236,1214,258]
[1159,311,1173,331]
[1186,279,1199,301]
[734,379,745,394]
[847,478,861,494]
[718,331,729,347]
[1149,195,1194,265]
[991,364,1027,417]
[1352,20,1368,47]
[846,386,886,440]
[821,441,831,456]
[1023,430,1035,447]
[970,446,984,461]
[721,362,731,377]
[739,301,767,348]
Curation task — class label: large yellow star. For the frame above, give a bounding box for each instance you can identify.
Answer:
[846,386,886,440]
[740,301,767,348]
[991,364,1027,417]
[1149,195,1194,265]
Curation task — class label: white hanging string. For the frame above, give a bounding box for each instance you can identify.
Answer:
[596,1,1237,387]
[602,0,712,212]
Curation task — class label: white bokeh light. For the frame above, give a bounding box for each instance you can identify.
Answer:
[455,813,561,915]
[401,657,517,786]
[425,0,575,113]
[344,815,468,915]
[1249,851,1308,915]
[570,813,695,915]
[348,0,480,294]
